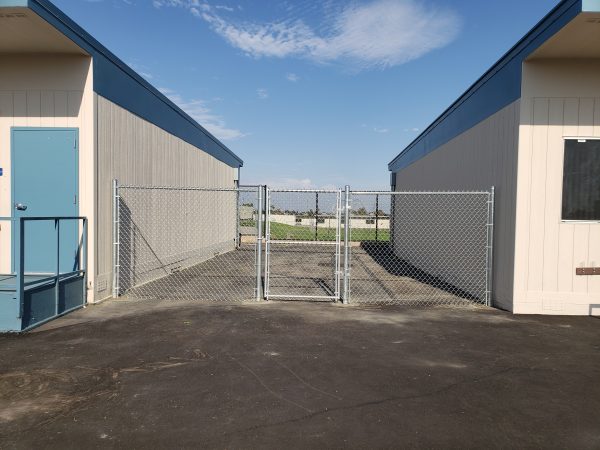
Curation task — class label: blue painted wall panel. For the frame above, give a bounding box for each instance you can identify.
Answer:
[389,0,582,174]
[22,0,243,169]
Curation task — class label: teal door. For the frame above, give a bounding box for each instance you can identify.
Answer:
[11,128,79,274]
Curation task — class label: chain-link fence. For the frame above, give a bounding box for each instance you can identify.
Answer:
[343,190,494,306]
[115,185,262,302]
[113,182,494,307]
[264,189,342,301]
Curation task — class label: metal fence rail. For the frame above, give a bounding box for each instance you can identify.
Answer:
[343,190,494,306]
[114,183,262,302]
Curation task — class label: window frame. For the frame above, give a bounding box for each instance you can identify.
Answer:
[560,136,600,224]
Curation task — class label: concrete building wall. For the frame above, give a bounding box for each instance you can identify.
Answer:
[514,59,600,315]
[392,101,520,309]
[0,54,94,279]
[95,95,237,300]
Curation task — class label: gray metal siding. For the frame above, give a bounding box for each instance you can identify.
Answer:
[95,95,236,300]
[393,101,520,310]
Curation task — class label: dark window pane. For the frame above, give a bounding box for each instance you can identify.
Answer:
[562,139,600,221]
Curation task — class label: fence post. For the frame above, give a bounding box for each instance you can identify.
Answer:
[112,179,120,298]
[343,185,350,304]
[335,189,342,300]
[315,192,319,241]
[486,186,495,307]
[255,186,263,301]
[261,186,271,300]
[235,180,240,249]
[375,193,379,241]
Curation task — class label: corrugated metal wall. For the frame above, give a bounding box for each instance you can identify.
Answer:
[95,95,236,301]
[392,101,520,310]
[514,60,600,314]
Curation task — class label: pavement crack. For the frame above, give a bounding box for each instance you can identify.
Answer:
[275,360,343,401]
[228,355,313,414]
[222,366,519,437]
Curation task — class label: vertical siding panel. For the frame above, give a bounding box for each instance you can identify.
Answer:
[542,99,564,293]
[513,98,534,303]
[40,91,54,127]
[13,91,26,125]
[66,91,81,128]
[578,98,595,137]
[558,98,580,294]
[26,90,41,127]
[572,226,590,293]
[556,99,573,294]
[54,91,68,120]
[526,98,550,293]
[0,93,14,273]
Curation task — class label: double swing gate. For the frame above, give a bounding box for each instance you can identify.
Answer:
[114,183,495,307]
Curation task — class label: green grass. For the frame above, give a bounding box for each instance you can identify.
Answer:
[241,220,389,242]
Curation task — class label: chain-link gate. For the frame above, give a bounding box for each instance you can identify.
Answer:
[113,183,262,302]
[264,189,342,301]
[342,189,494,306]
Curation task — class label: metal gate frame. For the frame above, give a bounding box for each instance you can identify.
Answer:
[264,188,342,301]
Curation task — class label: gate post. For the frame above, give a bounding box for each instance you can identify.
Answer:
[255,186,263,301]
[112,179,120,298]
[264,187,271,300]
[342,185,350,304]
[485,186,495,307]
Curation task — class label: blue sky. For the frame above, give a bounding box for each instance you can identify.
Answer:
[55,0,557,189]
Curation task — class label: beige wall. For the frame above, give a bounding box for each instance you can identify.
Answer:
[393,101,520,309]
[514,59,600,315]
[0,54,94,286]
[95,95,237,300]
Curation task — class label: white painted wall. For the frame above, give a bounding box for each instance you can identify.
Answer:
[0,54,94,288]
[95,95,237,300]
[514,59,600,315]
[392,102,520,309]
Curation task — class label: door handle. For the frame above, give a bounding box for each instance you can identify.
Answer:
[14,203,27,211]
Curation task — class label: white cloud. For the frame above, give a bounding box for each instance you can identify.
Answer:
[373,127,389,133]
[286,73,300,82]
[161,0,460,70]
[404,127,420,132]
[159,87,245,141]
[256,88,269,99]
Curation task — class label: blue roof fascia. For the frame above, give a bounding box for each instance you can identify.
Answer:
[22,0,243,169]
[388,0,582,174]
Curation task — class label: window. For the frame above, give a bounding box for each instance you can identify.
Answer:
[562,139,600,221]
[316,218,325,224]
[366,219,375,225]
[295,217,302,223]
